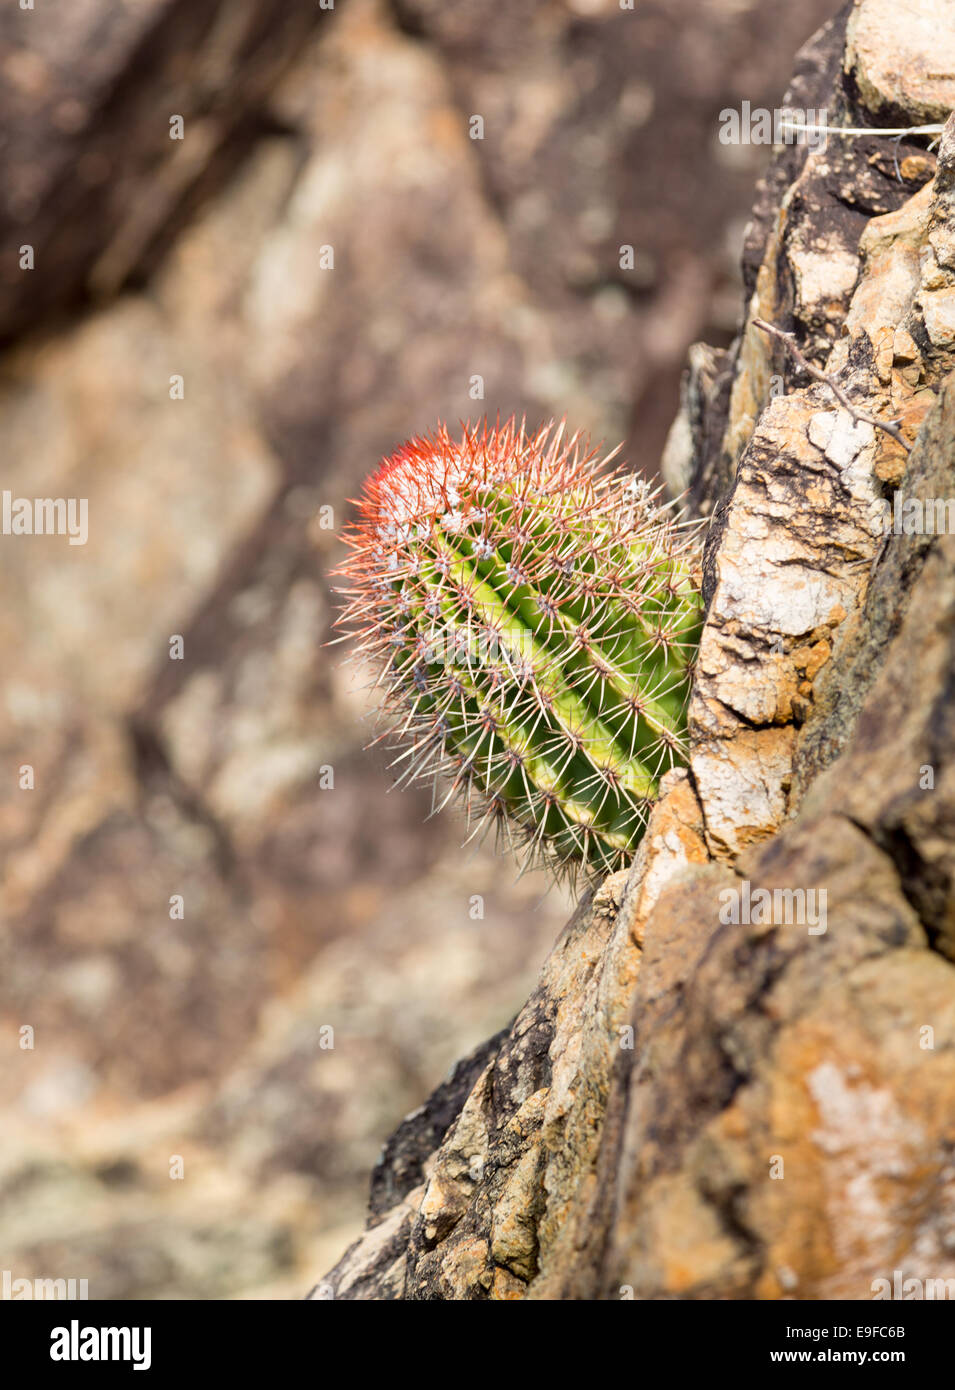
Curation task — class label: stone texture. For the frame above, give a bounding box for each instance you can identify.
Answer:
[320,8,955,1300]
[0,0,837,1300]
[689,100,955,860]
[845,0,955,126]
[321,772,710,1298]
[0,0,324,340]
[585,372,955,1294]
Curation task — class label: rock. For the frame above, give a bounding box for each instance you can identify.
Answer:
[0,0,861,1305]
[319,10,955,1299]
[689,99,955,860]
[389,0,838,474]
[845,0,955,126]
[322,773,708,1298]
[0,0,324,340]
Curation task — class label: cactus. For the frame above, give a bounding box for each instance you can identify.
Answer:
[335,418,702,885]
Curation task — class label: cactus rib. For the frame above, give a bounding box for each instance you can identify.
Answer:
[335,418,702,885]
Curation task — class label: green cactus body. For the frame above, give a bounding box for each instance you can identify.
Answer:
[336,418,702,883]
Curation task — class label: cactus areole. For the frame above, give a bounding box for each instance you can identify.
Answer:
[335,419,702,884]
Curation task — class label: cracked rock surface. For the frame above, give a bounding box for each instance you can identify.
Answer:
[320,6,955,1300]
[3,0,837,1301]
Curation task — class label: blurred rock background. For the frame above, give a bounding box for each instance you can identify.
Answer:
[0,0,835,1298]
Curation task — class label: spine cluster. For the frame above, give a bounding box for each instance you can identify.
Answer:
[335,419,702,884]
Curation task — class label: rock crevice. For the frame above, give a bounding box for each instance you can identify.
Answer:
[320,4,955,1301]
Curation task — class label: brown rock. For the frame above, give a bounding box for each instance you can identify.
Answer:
[319,9,955,1301]
[0,0,324,340]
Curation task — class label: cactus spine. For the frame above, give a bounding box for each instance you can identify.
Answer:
[336,419,702,884]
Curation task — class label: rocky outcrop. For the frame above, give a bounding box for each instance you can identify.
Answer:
[0,0,324,341]
[5,0,843,1302]
[320,4,955,1299]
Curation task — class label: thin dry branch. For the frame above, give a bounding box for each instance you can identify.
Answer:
[752,317,912,455]
[776,121,944,139]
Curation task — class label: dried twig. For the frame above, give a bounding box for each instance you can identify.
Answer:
[776,121,944,139]
[752,317,911,454]
[775,118,944,182]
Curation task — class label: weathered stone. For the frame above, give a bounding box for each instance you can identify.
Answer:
[0,0,325,341]
[845,0,955,126]
[319,9,955,1301]
[1,0,924,1309]
[322,774,708,1299]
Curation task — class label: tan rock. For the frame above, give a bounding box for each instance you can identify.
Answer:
[319,16,955,1303]
[846,0,955,126]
